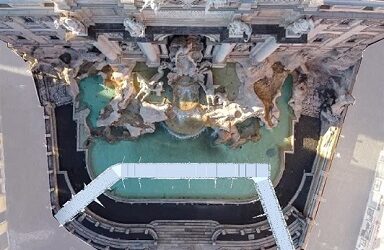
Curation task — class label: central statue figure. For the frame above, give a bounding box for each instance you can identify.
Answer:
[173,42,197,77]
[163,36,207,138]
[97,35,264,145]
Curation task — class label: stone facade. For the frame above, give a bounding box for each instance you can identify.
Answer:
[2,0,384,249]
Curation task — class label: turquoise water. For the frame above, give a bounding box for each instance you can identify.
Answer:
[79,75,116,128]
[79,73,293,200]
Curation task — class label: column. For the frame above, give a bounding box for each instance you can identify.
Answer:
[212,43,236,68]
[5,18,47,44]
[250,37,279,64]
[159,43,168,57]
[204,43,214,58]
[138,42,160,67]
[93,35,122,61]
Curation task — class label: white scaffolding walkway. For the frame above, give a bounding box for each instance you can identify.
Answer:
[54,163,294,249]
[255,178,295,250]
[54,165,121,226]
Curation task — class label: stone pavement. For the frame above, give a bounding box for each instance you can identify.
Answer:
[306,41,384,249]
[0,42,92,250]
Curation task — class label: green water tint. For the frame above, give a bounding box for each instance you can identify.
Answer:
[79,70,293,200]
[79,75,116,128]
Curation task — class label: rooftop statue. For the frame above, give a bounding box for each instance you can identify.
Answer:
[205,0,228,13]
[228,20,252,42]
[54,17,87,36]
[123,17,146,38]
[286,18,314,37]
[140,0,163,13]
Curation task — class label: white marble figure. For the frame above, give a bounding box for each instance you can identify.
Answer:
[201,82,215,107]
[61,67,80,98]
[135,64,167,101]
[228,20,252,42]
[197,65,219,108]
[54,17,87,36]
[172,42,197,76]
[205,0,228,13]
[206,102,245,127]
[135,74,154,102]
[123,17,146,38]
[140,0,163,13]
[286,18,314,37]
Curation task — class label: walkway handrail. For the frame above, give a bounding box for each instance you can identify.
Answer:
[55,163,294,249]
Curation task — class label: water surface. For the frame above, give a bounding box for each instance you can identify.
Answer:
[79,73,293,200]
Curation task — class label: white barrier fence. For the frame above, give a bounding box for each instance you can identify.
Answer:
[55,163,294,250]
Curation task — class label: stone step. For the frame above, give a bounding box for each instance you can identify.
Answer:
[157,233,211,237]
[156,232,212,237]
[156,229,213,233]
[155,226,216,229]
[158,240,213,245]
[156,233,212,238]
[156,235,212,240]
[152,222,218,227]
[156,230,214,235]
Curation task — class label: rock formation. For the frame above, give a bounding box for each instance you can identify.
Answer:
[18,32,364,146]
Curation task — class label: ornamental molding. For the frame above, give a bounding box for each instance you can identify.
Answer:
[54,17,87,36]
[228,20,252,42]
[140,0,208,13]
[285,18,314,38]
[123,17,146,38]
[151,10,233,18]
[51,0,75,11]
[303,0,324,7]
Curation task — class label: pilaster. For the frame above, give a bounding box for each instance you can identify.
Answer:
[137,42,160,67]
[212,43,236,68]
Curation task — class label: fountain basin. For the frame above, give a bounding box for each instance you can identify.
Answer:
[78,69,293,201]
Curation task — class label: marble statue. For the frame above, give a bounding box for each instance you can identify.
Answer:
[205,0,228,13]
[60,67,79,98]
[135,65,165,102]
[140,0,163,13]
[205,102,246,128]
[54,17,87,36]
[228,20,252,42]
[197,62,220,108]
[123,17,146,38]
[321,78,355,124]
[172,42,197,76]
[135,74,154,102]
[199,80,215,107]
[286,18,314,37]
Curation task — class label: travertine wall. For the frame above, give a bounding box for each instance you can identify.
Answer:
[0,1,384,64]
